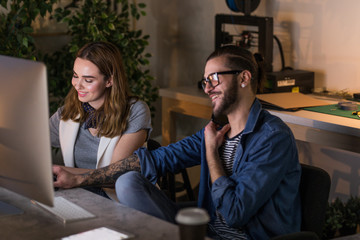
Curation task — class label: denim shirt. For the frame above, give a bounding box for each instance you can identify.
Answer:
[136,99,301,239]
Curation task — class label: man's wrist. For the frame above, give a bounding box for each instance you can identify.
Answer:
[206,146,218,156]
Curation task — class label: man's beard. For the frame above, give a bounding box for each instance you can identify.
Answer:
[212,77,238,118]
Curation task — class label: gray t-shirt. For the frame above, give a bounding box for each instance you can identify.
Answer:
[49,100,152,169]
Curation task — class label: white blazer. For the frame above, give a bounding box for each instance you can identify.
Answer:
[59,119,120,169]
[59,119,120,201]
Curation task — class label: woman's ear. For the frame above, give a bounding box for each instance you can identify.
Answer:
[106,76,113,88]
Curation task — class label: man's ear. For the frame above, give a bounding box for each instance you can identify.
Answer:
[242,70,252,83]
[239,70,252,87]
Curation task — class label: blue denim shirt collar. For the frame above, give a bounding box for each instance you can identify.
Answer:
[242,98,262,136]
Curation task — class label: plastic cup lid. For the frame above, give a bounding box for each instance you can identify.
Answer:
[175,207,210,225]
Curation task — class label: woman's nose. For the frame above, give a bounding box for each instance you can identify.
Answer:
[73,79,82,89]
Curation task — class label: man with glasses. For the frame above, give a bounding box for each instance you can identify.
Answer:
[54,45,301,239]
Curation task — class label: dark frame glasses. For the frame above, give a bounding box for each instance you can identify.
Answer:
[201,70,242,90]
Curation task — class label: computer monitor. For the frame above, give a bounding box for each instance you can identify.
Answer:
[0,55,54,216]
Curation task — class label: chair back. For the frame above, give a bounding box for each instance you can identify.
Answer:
[147,139,195,202]
[299,164,331,238]
[147,139,162,150]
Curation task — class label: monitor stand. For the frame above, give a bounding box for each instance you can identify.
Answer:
[0,200,24,216]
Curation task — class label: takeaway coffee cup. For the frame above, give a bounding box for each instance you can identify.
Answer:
[175,207,210,240]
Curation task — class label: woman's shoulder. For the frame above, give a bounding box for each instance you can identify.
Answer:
[128,98,151,121]
[51,106,63,118]
[129,98,150,111]
[49,106,64,125]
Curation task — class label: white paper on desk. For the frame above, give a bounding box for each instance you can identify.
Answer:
[62,227,134,240]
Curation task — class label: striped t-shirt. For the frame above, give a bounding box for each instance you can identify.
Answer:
[209,132,248,240]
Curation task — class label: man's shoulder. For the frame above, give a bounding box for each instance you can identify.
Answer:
[258,109,292,134]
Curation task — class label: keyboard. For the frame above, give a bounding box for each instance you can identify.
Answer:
[34,196,96,223]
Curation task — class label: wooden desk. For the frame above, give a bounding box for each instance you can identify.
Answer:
[159,87,360,154]
[0,188,181,240]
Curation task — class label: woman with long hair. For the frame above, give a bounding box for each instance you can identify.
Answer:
[50,41,152,200]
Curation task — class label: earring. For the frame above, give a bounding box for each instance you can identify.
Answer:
[241,83,245,88]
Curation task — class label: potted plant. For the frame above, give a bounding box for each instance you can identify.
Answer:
[339,197,358,236]
[0,0,158,116]
[323,196,360,239]
[0,0,56,59]
[341,196,360,235]
[323,199,343,239]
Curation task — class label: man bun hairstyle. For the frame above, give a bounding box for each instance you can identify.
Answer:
[207,45,266,93]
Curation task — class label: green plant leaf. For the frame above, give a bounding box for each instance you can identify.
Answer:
[101,12,108,19]
[108,23,115,31]
[70,45,78,53]
[22,37,28,48]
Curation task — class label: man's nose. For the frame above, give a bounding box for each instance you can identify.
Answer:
[204,82,214,95]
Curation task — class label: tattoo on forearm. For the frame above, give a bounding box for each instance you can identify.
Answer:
[79,154,141,187]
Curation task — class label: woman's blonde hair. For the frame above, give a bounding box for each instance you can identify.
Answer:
[61,41,135,138]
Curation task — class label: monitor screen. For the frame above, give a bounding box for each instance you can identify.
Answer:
[0,55,54,215]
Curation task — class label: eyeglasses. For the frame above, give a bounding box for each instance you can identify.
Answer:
[201,70,242,90]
